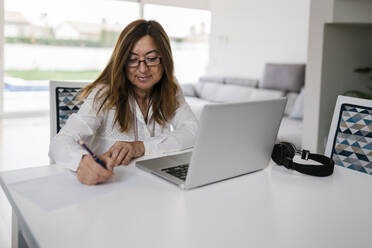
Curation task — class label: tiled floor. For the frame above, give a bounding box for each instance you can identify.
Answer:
[0,115,50,248]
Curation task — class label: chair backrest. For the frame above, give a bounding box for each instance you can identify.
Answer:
[49,80,90,140]
[325,95,372,174]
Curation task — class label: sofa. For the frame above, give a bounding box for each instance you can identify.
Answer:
[181,63,305,149]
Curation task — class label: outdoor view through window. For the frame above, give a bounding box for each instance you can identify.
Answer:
[3,0,210,112]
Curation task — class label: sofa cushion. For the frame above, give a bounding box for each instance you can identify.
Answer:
[194,77,224,98]
[193,83,204,98]
[261,63,305,92]
[184,96,212,120]
[249,88,284,101]
[180,83,196,97]
[223,77,259,88]
[213,84,254,102]
[198,82,222,102]
[199,76,224,84]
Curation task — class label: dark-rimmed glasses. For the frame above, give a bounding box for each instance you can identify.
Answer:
[126,56,162,68]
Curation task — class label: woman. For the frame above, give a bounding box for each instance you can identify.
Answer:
[49,20,198,185]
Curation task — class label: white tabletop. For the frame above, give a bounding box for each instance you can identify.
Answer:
[1,161,372,248]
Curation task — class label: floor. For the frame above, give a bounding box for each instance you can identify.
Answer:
[0,114,50,248]
[4,91,49,113]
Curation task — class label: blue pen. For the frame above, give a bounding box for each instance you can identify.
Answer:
[78,141,107,169]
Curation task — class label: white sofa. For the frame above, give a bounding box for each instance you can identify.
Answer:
[181,64,305,148]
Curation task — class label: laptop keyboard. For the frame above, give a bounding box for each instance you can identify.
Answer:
[161,164,189,181]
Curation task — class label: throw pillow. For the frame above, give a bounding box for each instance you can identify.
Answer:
[290,88,304,119]
[261,63,305,92]
[284,92,299,116]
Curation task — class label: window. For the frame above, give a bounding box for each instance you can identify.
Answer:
[144,4,210,83]
[2,0,210,113]
[3,0,139,113]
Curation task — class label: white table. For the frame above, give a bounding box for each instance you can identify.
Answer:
[1,161,372,248]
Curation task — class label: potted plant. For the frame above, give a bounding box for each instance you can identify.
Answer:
[344,67,372,99]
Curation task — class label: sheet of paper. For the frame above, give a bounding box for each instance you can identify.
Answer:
[135,148,193,162]
[9,166,139,211]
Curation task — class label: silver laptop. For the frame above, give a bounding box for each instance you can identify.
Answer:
[136,98,287,190]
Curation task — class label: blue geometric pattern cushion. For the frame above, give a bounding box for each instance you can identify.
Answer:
[56,87,83,133]
[331,104,372,174]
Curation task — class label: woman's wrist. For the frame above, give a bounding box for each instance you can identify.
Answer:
[133,141,145,158]
[134,141,145,157]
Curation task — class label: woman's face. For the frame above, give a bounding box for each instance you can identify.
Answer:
[126,35,164,94]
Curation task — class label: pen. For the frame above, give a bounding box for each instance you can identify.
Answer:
[78,140,107,169]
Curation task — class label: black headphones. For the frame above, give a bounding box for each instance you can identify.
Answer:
[271,142,335,177]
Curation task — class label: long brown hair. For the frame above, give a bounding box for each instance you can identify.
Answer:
[79,19,179,132]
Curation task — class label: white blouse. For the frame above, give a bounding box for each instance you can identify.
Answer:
[49,87,199,171]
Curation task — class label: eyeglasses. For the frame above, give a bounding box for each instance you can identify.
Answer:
[126,56,162,68]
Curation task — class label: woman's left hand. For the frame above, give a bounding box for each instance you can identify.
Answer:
[106,141,145,166]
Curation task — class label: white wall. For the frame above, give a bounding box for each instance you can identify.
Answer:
[207,0,310,79]
[304,0,372,153]
[318,24,372,151]
[334,0,372,23]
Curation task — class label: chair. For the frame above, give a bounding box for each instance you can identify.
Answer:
[325,95,372,174]
[49,80,89,140]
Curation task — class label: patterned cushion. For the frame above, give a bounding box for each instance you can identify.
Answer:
[56,87,83,133]
[331,104,372,174]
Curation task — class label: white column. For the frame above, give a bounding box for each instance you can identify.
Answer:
[303,0,335,152]
[139,0,144,19]
[11,211,19,248]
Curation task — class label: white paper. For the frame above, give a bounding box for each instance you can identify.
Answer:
[9,166,139,211]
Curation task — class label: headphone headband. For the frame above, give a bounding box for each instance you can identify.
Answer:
[272,142,334,177]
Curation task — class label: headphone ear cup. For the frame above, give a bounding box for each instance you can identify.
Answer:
[271,142,296,166]
[271,143,285,165]
[280,142,296,159]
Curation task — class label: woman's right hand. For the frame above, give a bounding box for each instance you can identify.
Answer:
[77,154,115,185]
